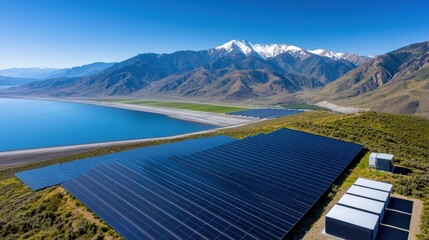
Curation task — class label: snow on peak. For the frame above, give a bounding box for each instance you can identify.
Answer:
[215,40,254,55]
[253,43,306,58]
[308,49,345,60]
[215,40,307,58]
[214,40,372,65]
[309,49,374,65]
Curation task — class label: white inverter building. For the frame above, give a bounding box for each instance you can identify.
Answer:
[325,204,379,240]
[337,194,386,223]
[347,185,390,208]
[354,177,393,194]
[324,178,393,240]
[369,153,378,168]
[369,153,394,172]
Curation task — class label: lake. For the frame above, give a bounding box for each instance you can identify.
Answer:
[0,98,216,151]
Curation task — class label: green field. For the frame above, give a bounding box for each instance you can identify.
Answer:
[1,111,428,239]
[112,100,247,113]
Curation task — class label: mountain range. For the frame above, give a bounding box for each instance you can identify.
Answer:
[5,40,372,99]
[0,62,114,86]
[3,40,429,118]
[0,75,40,87]
[0,67,58,79]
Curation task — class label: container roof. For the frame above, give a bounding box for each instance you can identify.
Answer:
[370,153,378,157]
[326,204,379,230]
[376,153,394,161]
[347,185,389,202]
[354,178,393,193]
[338,194,384,215]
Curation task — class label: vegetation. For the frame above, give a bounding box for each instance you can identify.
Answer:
[0,178,122,240]
[111,99,247,113]
[0,111,428,239]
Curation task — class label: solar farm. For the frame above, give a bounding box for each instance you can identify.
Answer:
[16,128,363,239]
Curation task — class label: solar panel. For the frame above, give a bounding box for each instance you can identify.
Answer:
[16,136,236,191]
[227,108,302,119]
[62,128,363,239]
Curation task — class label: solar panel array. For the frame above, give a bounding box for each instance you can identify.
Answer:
[15,136,236,191]
[227,108,302,119]
[62,129,363,239]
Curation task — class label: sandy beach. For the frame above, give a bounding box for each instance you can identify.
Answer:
[0,97,257,167]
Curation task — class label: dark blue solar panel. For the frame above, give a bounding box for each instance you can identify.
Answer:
[62,128,363,239]
[228,108,302,119]
[15,136,236,191]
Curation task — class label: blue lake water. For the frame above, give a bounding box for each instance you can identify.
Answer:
[0,98,216,151]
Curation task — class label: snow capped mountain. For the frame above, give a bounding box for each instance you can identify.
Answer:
[215,40,254,55]
[214,40,372,65]
[309,49,374,66]
[11,38,372,100]
[214,40,308,59]
[309,49,344,59]
[253,43,307,58]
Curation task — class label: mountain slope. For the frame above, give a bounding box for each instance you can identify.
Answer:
[0,62,114,80]
[43,62,115,79]
[4,40,370,100]
[312,41,429,118]
[0,68,58,79]
[0,75,39,87]
[309,49,373,66]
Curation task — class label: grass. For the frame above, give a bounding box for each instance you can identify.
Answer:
[111,99,247,113]
[0,111,428,239]
[0,178,122,240]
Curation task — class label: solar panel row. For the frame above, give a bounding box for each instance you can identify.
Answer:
[15,136,236,191]
[227,108,302,119]
[62,128,363,240]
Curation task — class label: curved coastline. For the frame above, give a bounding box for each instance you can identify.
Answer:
[0,96,254,126]
[0,97,257,167]
[68,99,254,127]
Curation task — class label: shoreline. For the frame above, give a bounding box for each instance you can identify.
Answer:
[0,128,207,167]
[0,121,257,168]
[0,96,255,126]
[0,97,259,167]
[73,99,254,126]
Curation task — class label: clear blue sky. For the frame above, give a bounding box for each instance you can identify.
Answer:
[0,0,428,69]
